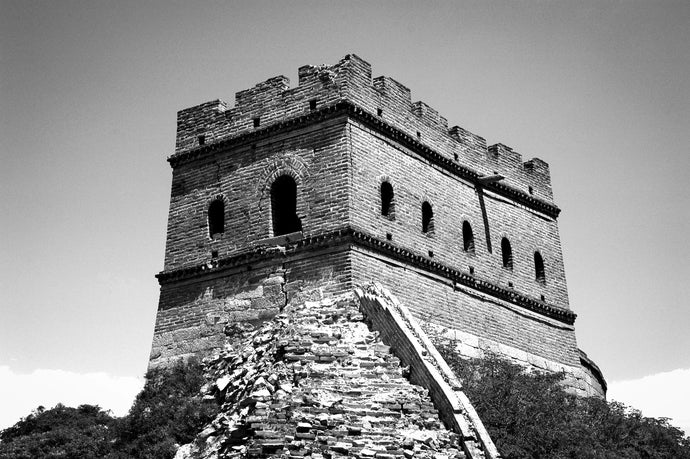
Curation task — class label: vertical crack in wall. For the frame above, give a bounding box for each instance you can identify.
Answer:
[279,259,289,311]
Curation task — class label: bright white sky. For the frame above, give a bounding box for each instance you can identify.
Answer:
[1,0,688,435]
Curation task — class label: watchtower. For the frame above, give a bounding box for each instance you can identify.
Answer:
[149,54,605,397]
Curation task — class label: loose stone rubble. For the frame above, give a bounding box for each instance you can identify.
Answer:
[175,294,467,459]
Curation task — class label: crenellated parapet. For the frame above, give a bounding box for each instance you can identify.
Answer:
[174,54,555,205]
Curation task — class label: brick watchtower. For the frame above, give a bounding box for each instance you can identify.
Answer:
[150,54,605,397]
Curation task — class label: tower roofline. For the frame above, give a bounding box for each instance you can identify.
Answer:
[173,54,556,205]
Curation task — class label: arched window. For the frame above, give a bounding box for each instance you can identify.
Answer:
[208,199,225,238]
[501,237,513,269]
[271,175,302,236]
[534,251,546,284]
[381,181,394,219]
[462,221,475,254]
[422,201,434,234]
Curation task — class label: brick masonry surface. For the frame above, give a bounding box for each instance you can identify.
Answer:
[150,54,605,398]
[174,292,497,459]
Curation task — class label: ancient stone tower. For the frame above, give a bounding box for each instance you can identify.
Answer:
[149,54,605,398]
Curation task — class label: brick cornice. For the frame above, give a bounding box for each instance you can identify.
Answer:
[156,228,576,325]
[168,101,561,219]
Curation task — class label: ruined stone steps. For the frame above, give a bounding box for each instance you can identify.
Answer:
[182,294,466,458]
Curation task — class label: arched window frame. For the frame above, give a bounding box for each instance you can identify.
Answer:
[534,251,546,284]
[421,201,434,235]
[462,220,475,254]
[380,181,395,220]
[501,237,513,270]
[270,174,303,237]
[208,198,225,239]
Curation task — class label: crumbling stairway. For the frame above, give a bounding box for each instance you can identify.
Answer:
[175,287,498,459]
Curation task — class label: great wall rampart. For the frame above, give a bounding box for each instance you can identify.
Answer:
[150,54,606,418]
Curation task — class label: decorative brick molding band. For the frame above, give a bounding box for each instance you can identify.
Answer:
[157,228,577,325]
[169,101,560,219]
[356,283,501,459]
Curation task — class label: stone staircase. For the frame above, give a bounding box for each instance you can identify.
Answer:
[176,291,496,459]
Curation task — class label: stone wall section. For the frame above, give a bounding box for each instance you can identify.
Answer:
[356,284,500,459]
[164,119,351,271]
[151,248,354,369]
[178,293,493,459]
[173,54,553,203]
[150,264,286,368]
[348,120,569,308]
[423,322,604,398]
[350,249,581,368]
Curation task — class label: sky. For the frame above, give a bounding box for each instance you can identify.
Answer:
[1,0,688,434]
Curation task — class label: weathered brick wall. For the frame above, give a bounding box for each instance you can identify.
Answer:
[350,248,580,368]
[150,54,605,395]
[357,284,500,458]
[173,54,553,202]
[151,249,353,368]
[348,119,569,309]
[163,119,351,271]
[150,264,286,367]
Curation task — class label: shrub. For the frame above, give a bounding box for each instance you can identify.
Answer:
[0,358,218,459]
[0,404,116,459]
[112,358,219,459]
[438,344,690,459]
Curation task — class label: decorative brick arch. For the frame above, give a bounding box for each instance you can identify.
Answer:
[257,153,310,236]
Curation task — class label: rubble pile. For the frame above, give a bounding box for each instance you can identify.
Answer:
[176,294,466,459]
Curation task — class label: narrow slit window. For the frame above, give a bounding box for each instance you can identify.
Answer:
[422,201,434,234]
[462,221,475,254]
[535,251,546,284]
[208,199,225,238]
[380,181,394,219]
[501,237,513,269]
[271,175,302,236]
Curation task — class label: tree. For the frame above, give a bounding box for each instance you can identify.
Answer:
[0,404,116,459]
[112,358,219,459]
[437,344,690,459]
[0,358,218,459]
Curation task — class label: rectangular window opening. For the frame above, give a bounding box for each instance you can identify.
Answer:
[211,250,218,259]
[309,99,317,111]
[386,232,392,241]
[198,135,205,146]
[469,266,475,275]
[253,117,260,128]
[377,108,383,117]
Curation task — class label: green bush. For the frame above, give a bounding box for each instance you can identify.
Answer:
[0,358,218,459]
[438,344,690,459]
[0,404,116,459]
[112,358,219,459]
